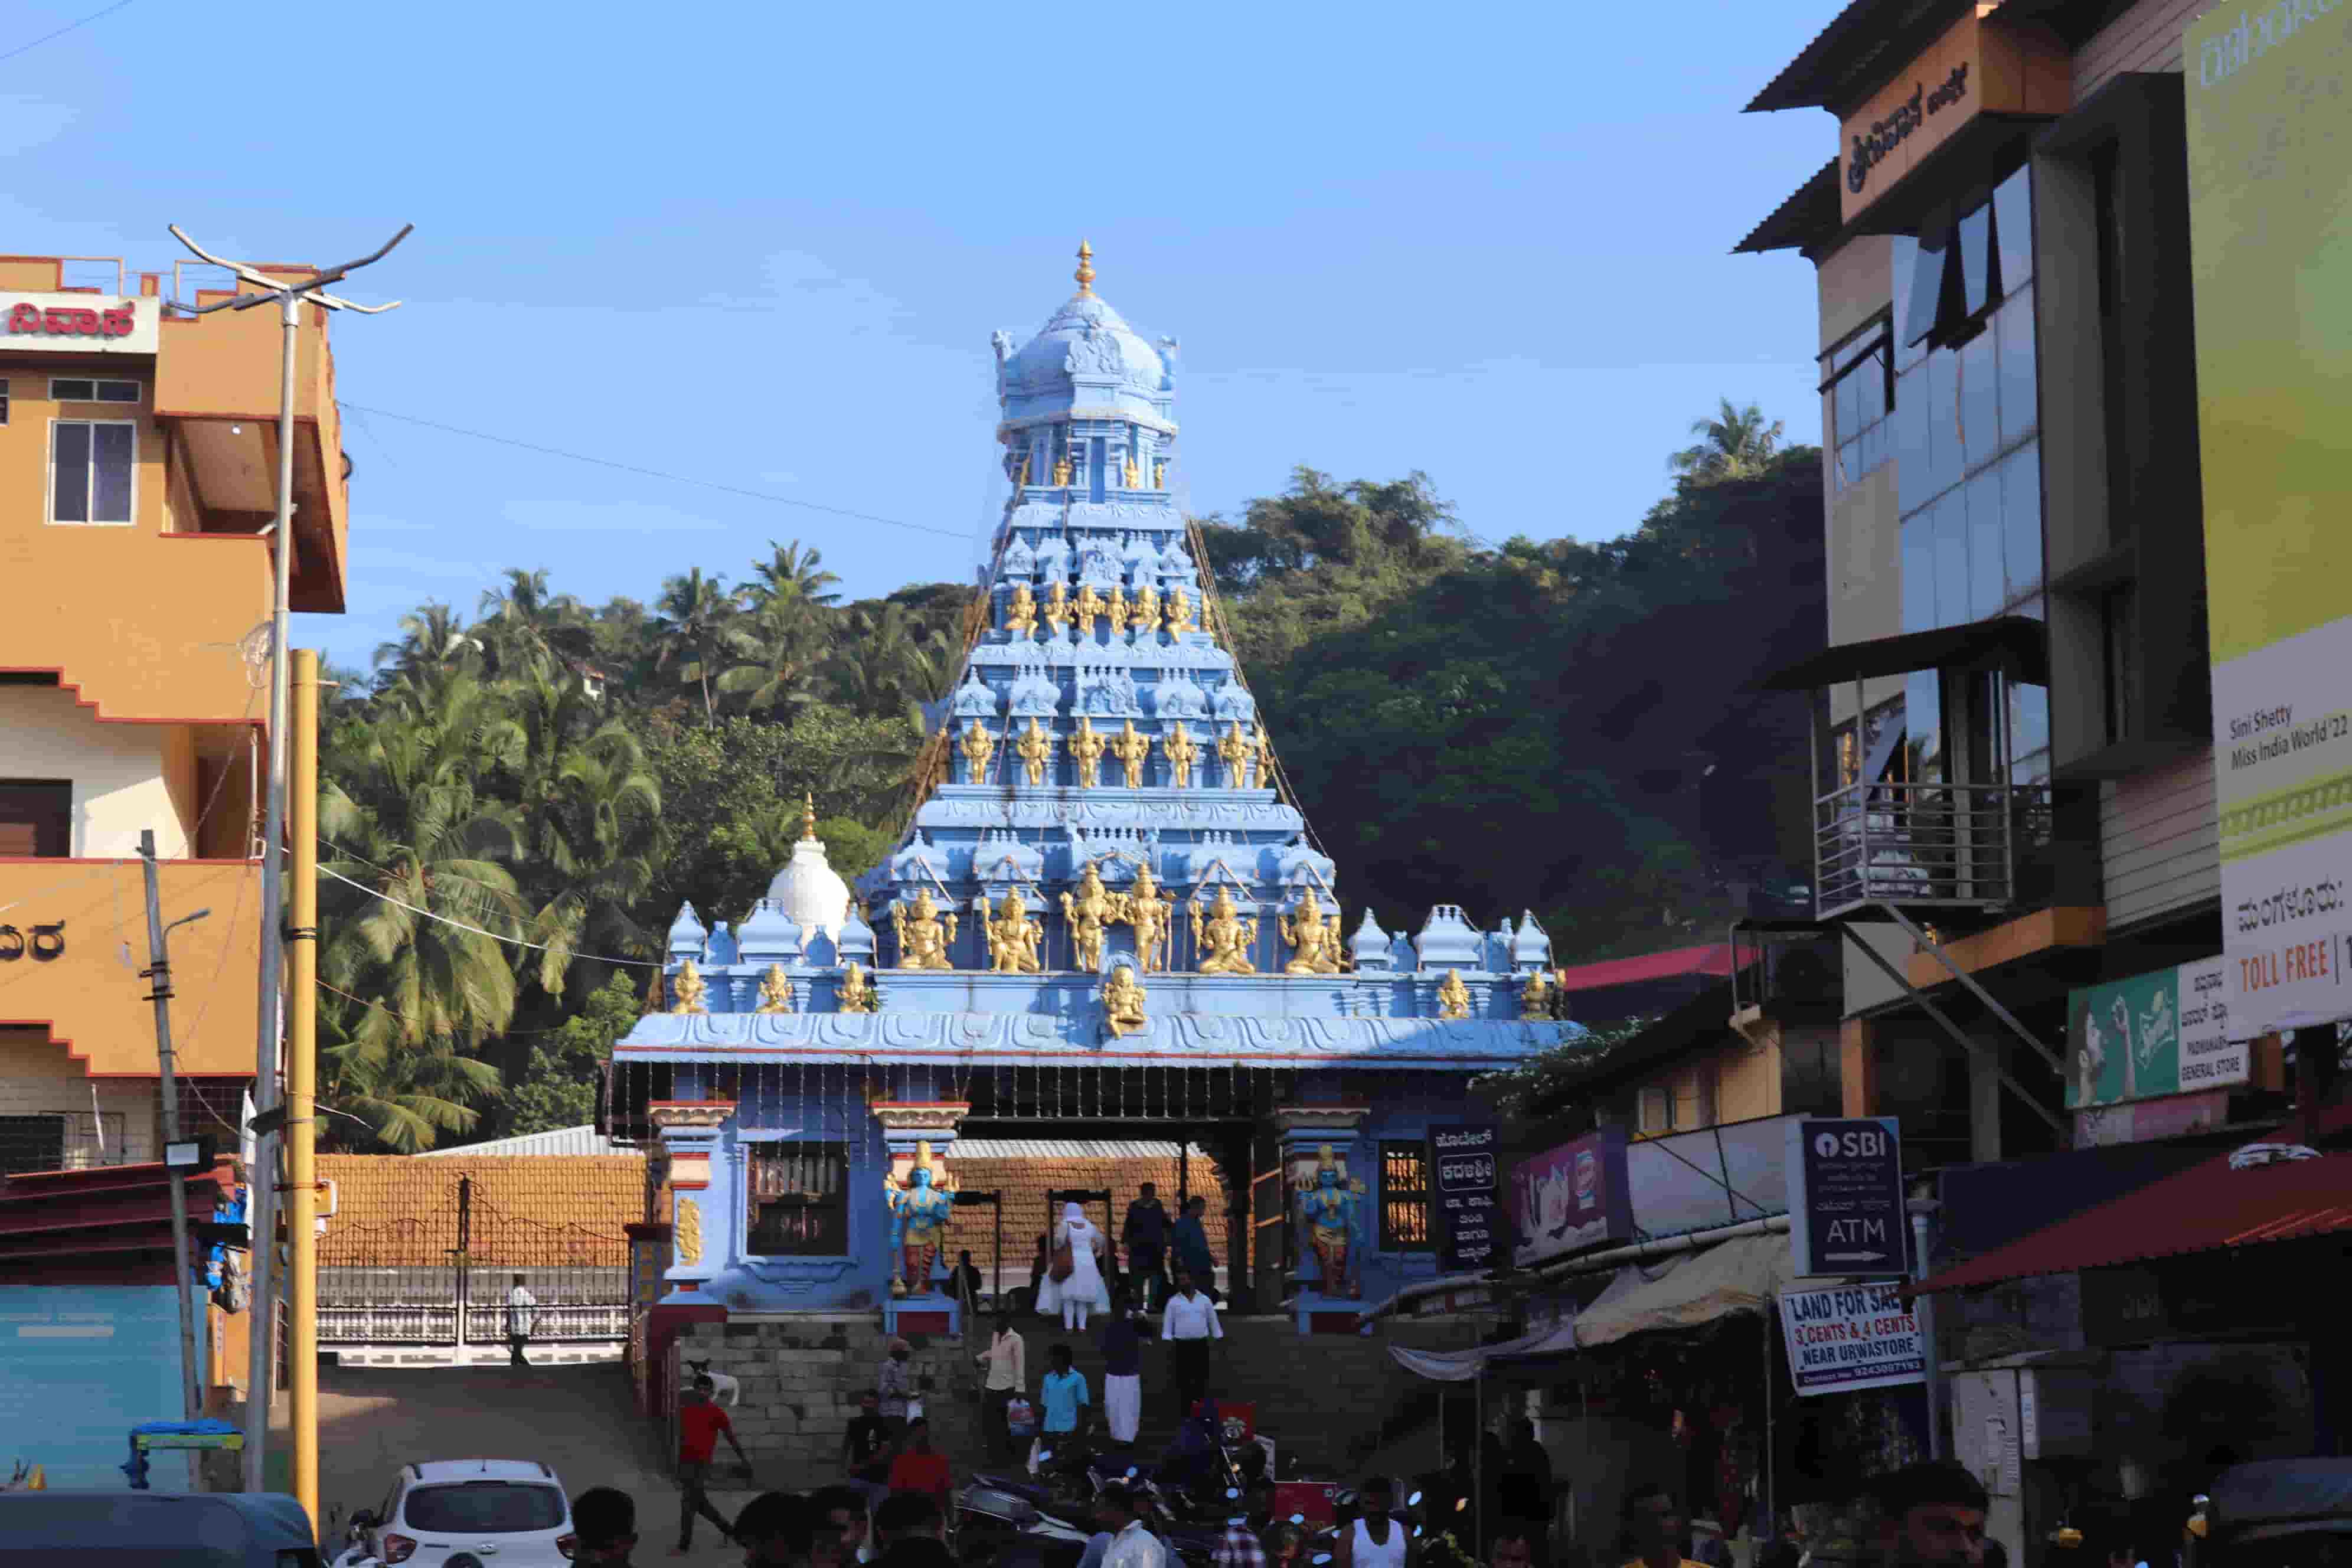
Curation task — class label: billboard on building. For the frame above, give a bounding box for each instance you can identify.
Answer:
[2066,959,2246,1109]
[1510,1125,1631,1267]
[2187,1,2352,1040]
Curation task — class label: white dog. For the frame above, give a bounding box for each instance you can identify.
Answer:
[683,1358,740,1407]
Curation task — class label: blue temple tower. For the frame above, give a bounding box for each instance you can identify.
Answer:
[610,244,1577,1341]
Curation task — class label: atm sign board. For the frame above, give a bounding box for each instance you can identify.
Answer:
[1786,1116,1909,1279]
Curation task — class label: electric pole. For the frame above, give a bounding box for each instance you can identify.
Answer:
[140,828,211,1491]
[168,221,410,1494]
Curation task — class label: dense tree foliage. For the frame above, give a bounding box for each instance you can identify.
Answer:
[316,413,1819,1151]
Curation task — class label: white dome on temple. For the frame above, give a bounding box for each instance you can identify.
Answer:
[766,795,852,942]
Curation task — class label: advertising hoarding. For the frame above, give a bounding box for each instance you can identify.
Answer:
[1786,1116,1907,1278]
[1511,1125,1631,1268]
[1778,1283,1926,1396]
[2066,958,2246,1108]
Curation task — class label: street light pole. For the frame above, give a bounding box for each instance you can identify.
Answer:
[168,221,410,1494]
[139,829,210,1490]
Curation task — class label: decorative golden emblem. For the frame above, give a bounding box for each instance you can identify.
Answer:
[1062,862,1117,973]
[982,890,1044,974]
[1280,890,1345,975]
[1109,720,1151,790]
[675,1198,703,1265]
[838,961,878,1012]
[891,889,958,971]
[1436,969,1471,1020]
[754,963,794,1014]
[1069,716,1107,789]
[1191,887,1259,975]
[1015,716,1056,787]
[668,959,709,1015]
[1004,583,1038,639]
[1164,587,1196,635]
[1161,721,1198,788]
[959,719,997,785]
[1520,969,1554,1020]
[1101,963,1149,1040]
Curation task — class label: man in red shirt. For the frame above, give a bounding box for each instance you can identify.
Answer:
[676,1374,749,1557]
[885,1417,953,1508]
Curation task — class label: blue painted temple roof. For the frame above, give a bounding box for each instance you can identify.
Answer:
[619,244,1579,1073]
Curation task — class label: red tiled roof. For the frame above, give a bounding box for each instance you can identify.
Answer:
[1916,1150,2352,1295]
[1554,943,1738,993]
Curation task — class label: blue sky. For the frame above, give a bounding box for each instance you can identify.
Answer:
[8,1,1837,671]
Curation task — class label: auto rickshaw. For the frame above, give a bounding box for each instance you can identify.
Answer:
[0,1490,322,1566]
[2184,1459,2352,1568]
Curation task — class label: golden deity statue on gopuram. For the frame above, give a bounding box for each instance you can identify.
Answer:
[1069,716,1108,788]
[1100,963,1148,1040]
[1109,719,1151,789]
[1132,583,1160,637]
[959,719,997,785]
[1191,886,1259,975]
[669,959,710,1014]
[1063,861,1119,972]
[1280,890,1346,975]
[1217,720,1252,788]
[1106,583,1131,636]
[1015,717,1056,786]
[1161,721,1198,788]
[1073,582,1105,638]
[1041,580,1071,639]
[1124,864,1177,974]
[837,961,877,1013]
[754,963,793,1014]
[1436,968,1472,1019]
[981,890,1044,974]
[891,889,958,971]
[1004,583,1038,639]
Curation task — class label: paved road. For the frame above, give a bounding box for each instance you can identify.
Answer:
[277,1362,772,1564]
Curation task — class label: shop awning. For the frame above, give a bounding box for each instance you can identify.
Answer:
[1389,1319,1582,1383]
[1750,616,2049,692]
[1569,1231,1799,1348]
[1914,1150,2352,1295]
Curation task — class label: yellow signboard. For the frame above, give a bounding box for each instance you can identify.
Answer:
[2187,0,2352,1037]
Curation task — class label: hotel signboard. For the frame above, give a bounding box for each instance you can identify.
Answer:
[1837,6,2071,224]
[2186,0,2352,1040]
[0,292,159,354]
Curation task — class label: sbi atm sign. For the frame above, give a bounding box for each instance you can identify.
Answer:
[1786,1116,1909,1279]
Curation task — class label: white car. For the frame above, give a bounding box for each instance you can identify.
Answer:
[338,1459,579,1567]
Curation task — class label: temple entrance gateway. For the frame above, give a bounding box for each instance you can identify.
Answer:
[605,244,1580,1343]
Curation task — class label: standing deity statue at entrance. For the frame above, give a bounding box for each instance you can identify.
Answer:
[1069,716,1108,788]
[1042,580,1072,639]
[1294,1145,1364,1298]
[960,719,998,785]
[892,889,959,971]
[1121,864,1177,973]
[1161,721,1198,789]
[884,1141,957,1298]
[1217,721,1252,789]
[1280,890,1345,975]
[1109,720,1151,789]
[1073,582,1106,638]
[1015,717,1057,787]
[982,890,1044,974]
[1191,887,1259,975]
[1004,583,1038,639]
[1063,862,1118,972]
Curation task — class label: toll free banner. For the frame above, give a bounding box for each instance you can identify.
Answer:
[1779,1283,1926,1396]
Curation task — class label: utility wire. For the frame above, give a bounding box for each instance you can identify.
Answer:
[341,401,969,543]
[0,0,134,66]
[317,864,662,968]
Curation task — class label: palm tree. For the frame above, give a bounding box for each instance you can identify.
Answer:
[315,989,502,1154]
[652,568,747,724]
[476,567,589,678]
[1667,398,1786,485]
[717,594,835,721]
[741,540,842,613]
[372,602,482,678]
[827,600,956,721]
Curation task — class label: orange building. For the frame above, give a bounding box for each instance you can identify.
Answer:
[0,253,349,1177]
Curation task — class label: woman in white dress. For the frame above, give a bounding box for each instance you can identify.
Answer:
[1035,1201,1110,1331]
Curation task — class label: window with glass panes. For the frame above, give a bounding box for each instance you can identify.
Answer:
[1822,318,1894,494]
[51,419,136,525]
[745,1141,850,1256]
[1378,1141,1432,1252]
[1890,164,2049,787]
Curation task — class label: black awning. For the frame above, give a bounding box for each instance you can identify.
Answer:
[1733,161,1842,256]
[1749,615,2048,692]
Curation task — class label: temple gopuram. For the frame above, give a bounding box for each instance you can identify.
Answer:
[606,246,1579,1342]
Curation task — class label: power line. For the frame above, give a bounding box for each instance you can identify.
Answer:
[340,401,972,543]
[317,863,662,968]
[0,0,133,66]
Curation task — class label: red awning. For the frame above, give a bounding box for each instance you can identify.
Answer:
[1915,1149,2352,1295]
[1554,943,1737,993]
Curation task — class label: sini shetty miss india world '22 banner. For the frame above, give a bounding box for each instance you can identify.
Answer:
[2187,0,2352,1039]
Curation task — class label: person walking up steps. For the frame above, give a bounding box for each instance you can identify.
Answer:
[877,1336,914,1436]
[1123,1183,1171,1312]
[975,1311,1027,1464]
[1161,1266,1221,1422]
[1038,1201,1111,1331]
[1100,1288,1148,1444]
[674,1374,747,1557]
[1172,1196,1219,1302]
[1041,1342,1092,1453]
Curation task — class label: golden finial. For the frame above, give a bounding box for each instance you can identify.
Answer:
[1074,240,1095,296]
[801,791,818,841]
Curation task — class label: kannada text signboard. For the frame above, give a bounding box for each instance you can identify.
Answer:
[2067,958,2247,1108]
[1779,1283,1927,1396]
[1786,1116,1908,1278]
[1426,1123,1502,1273]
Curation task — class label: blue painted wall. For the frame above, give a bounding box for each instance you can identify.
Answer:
[0,1286,188,1488]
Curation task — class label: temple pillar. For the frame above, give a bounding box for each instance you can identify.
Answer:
[1272,1103,1371,1335]
[873,1100,971,1337]
[645,1100,736,1384]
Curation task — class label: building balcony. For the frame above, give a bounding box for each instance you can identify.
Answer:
[1812,779,2054,920]
[0,856,261,1078]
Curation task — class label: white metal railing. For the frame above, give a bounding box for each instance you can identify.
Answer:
[1813,780,2052,918]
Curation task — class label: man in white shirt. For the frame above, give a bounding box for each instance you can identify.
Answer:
[974,1311,1027,1464]
[505,1273,537,1367]
[1159,1266,1221,1425]
[1099,1483,1167,1568]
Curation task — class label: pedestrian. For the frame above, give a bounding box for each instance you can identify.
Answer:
[675,1374,748,1557]
[974,1309,1027,1464]
[811,1484,874,1568]
[1038,1201,1112,1331]
[886,1417,953,1508]
[505,1272,537,1368]
[874,1489,948,1551]
[877,1336,914,1436]
[1619,1484,1706,1568]
[1123,1182,1171,1312]
[1100,1288,1147,1445]
[1214,1486,1270,1568]
[955,1249,985,1308]
[570,1487,639,1567]
[843,1389,896,1506]
[1868,1463,1989,1568]
[1498,1420,1553,1533]
[1161,1266,1221,1422]
[1099,1482,1168,1568]
[1041,1342,1092,1450]
[1335,1476,1408,1568]
[1030,1232,1051,1308]
[736,1491,814,1568]
[1261,1523,1309,1568]
[1172,1196,1218,1302]
[1491,1525,1541,1568]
